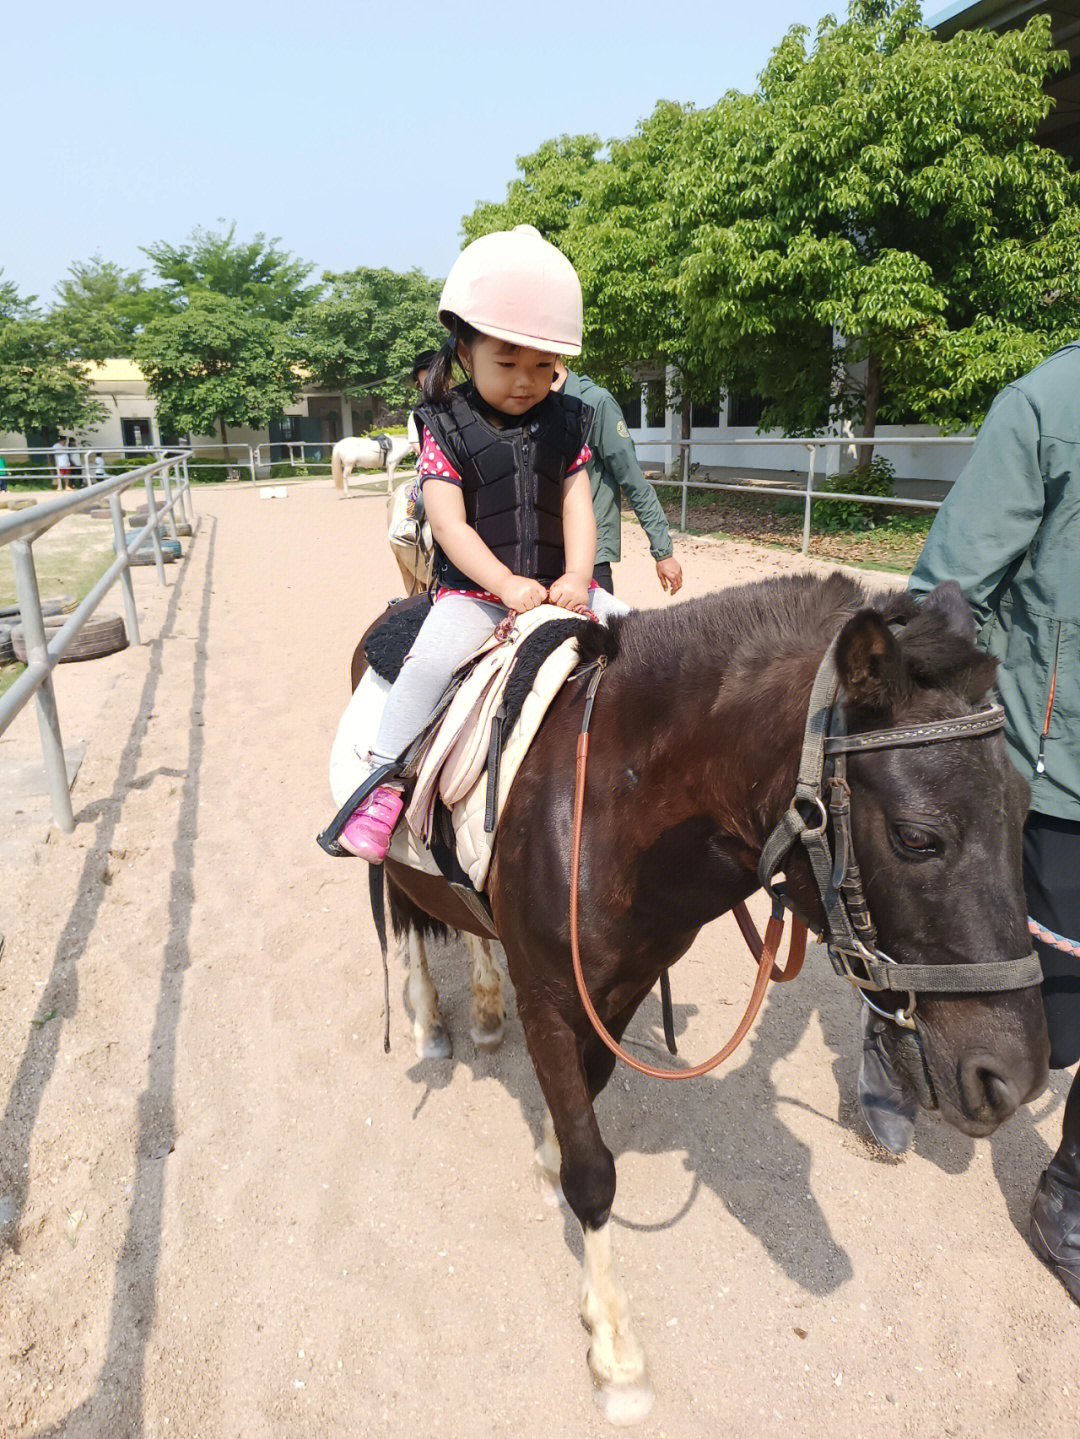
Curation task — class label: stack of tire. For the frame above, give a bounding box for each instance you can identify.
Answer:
[1,597,128,666]
[118,534,182,566]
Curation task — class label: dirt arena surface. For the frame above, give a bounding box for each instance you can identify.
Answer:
[1,482,1076,1438]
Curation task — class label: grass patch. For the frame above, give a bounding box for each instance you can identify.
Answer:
[649,482,933,573]
[1,507,120,697]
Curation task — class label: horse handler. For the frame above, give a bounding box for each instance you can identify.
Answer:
[860,339,1080,1302]
[552,361,683,597]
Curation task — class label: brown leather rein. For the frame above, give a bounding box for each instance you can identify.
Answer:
[568,659,807,1081]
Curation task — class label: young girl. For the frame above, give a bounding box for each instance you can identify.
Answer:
[336,225,626,862]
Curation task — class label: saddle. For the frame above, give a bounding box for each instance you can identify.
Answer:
[373,433,393,468]
[329,601,590,894]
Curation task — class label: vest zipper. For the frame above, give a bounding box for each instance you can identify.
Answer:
[1036,619,1063,775]
[518,432,535,575]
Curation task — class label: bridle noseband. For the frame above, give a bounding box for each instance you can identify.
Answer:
[758,635,1043,1031]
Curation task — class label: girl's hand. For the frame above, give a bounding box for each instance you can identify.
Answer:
[498,575,548,612]
[548,572,591,614]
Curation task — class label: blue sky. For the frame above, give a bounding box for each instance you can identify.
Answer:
[7,0,835,303]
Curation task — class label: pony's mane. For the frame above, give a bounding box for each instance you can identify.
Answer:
[576,571,986,702]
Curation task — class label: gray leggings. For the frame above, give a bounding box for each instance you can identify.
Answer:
[371,588,628,765]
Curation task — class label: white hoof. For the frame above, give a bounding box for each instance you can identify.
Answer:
[414,1024,452,1060]
[470,1019,505,1052]
[591,1378,655,1427]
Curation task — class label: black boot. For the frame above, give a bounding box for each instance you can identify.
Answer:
[858,1006,917,1155]
[1030,1070,1080,1304]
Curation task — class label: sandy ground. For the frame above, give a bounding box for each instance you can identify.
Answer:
[1,483,1076,1439]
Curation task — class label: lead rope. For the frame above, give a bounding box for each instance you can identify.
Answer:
[568,659,808,1080]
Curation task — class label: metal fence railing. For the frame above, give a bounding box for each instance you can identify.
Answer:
[667,435,975,553]
[0,451,195,832]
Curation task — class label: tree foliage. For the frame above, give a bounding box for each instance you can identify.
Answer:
[0,279,106,437]
[52,255,166,360]
[674,0,1080,437]
[463,2,1080,440]
[294,267,444,414]
[134,293,299,444]
[143,223,321,322]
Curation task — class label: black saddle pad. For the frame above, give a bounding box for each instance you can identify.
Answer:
[363,599,589,760]
[364,595,433,681]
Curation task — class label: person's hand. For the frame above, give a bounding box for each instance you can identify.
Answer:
[498,575,548,612]
[656,557,683,596]
[548,572,591,614]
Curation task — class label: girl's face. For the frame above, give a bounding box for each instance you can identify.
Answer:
[459,334,557,417]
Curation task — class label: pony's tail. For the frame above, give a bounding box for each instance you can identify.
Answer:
[331,443,344,490]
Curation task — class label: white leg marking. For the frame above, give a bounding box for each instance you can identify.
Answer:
[533,1109,564,1209]
[467,935,505,1052]
[407,927,451,1059]
[580,1221,653,1425]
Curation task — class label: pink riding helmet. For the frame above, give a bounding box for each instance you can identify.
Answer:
[438,225,583,356]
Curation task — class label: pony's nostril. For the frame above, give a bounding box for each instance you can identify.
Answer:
[960,1054,1020,1119]
[982,1071,1015,1116]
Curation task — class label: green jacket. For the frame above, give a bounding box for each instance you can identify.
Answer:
[909,340,1080,821]
[560,370,673,564]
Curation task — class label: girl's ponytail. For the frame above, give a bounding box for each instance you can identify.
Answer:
[422,319,479,403]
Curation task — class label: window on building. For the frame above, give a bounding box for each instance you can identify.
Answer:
[645,378,667,429]
[277,416,300,441]
[121,418,153,454]
[614,386,642,430]
[726,392,767,429]
[691,394,721,428]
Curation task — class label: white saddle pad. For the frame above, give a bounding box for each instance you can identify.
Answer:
[329,609,584,889]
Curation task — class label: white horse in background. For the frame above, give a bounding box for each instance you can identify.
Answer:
[332,435,414,495]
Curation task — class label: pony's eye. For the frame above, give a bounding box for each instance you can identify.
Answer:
[895,824,938,855]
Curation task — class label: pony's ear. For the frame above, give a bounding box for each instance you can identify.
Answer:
[835,610,907,713]
[920,580,976,642]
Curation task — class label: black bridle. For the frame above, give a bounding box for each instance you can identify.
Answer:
[758,635,1043,1036]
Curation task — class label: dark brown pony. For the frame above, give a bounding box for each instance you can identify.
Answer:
[382,571,1049,1423]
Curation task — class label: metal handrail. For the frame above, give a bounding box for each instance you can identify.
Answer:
[0,451,195,832]
[664,433,975,552]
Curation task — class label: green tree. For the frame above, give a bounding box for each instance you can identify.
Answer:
[460,118,715,424]
[462,134,603,250]
[295,268,444,415]
[134,293,299,447]
[674,1,1080,447]
[143,223,321,322]
[52,255,165,360]
[0,280,105,438]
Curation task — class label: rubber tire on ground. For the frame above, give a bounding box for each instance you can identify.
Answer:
[0,597,74,621]
[11,612,128,664]
[127,546,176,567]
[0,625,14,664]
[87,506,114,519]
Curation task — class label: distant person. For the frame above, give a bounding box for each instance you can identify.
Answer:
[552,361,683,597]
[69,439,83,485]
[0,455,8,492]
[407,349,439,455]
[51,438,71,492]
[94,451,106,483]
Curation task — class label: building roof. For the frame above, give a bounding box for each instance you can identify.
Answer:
[928,0,1080,162]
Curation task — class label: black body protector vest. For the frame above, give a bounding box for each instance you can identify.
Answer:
[416,384,593,591]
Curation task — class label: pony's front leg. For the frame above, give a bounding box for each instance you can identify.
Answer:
[523,1016,653,1424]
[465,935,505,1051]
[407,926,451,1059]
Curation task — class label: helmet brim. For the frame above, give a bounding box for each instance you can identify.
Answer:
[440,310,581,358]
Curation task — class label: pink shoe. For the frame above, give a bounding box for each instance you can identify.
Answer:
[338,784,404,862]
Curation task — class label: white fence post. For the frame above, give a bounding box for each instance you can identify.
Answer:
[802,446,818,556]
[108,492,141,646]
[680,444,690,533]
[9,539,75,831]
